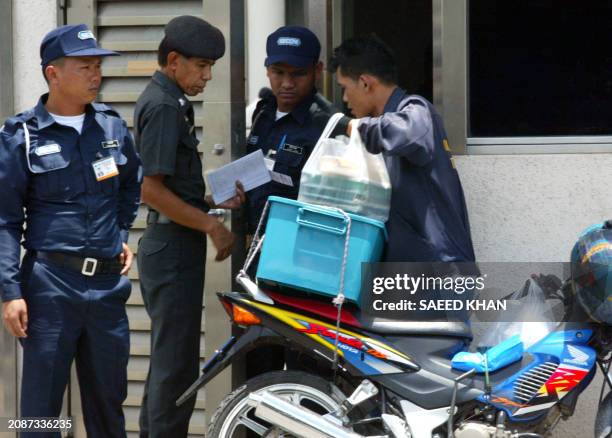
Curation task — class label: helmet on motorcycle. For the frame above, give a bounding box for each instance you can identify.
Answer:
[570,221,612,324]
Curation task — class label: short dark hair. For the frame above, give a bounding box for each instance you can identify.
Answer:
[157,36,173,66]
[157,36,189,67]
[329,34,397,85]
[42,58,65,84]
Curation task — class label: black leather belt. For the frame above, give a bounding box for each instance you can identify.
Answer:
[147,210,172,225]
[35,251,123,276]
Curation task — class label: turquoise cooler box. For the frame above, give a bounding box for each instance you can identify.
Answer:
[256,196,387,303]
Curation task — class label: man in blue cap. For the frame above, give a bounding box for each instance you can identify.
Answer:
[244,26,342,376]
[0,24,141,437]
[245,25,342,242]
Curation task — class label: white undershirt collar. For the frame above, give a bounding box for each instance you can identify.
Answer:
[49,112,86,134]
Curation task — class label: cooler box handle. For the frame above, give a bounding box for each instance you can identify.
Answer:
[297,207,348,235]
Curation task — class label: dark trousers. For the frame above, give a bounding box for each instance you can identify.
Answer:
[19,253,131,438]
[137,223,206,438]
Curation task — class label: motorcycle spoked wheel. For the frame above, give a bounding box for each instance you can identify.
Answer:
[207,370,348,437]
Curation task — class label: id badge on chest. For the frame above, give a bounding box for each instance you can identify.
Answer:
[264,148,294,186]
[92,156,119,181]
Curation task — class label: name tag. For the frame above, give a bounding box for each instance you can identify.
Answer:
[102,140,119,149]
[270,170,293,187]
[35,143,61,156]
[282,143,303,155]
[92,156,119,181]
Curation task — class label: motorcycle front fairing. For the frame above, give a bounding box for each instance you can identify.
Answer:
[477,328,598,422]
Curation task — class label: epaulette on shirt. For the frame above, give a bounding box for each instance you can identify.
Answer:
[91,102,121,118]
[0,110,34,146]
[4,109,36,129]
[251,96,270,123]
[311,93,335,115]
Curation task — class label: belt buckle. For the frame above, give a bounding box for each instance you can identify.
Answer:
[81,257,98,276]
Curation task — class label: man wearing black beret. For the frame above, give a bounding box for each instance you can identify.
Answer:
[134,15,244,437]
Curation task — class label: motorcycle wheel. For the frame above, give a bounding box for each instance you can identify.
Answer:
[595,390,612,438]
[208,370,346,437]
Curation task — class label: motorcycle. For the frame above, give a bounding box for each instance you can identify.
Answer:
[177,271,612,438]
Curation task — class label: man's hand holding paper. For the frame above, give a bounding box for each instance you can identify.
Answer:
[206,150,271,205]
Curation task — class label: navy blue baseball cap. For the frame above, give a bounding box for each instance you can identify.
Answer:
[40,24,119,66]
[265,26,321,68]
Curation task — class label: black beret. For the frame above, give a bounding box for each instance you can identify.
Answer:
[164,15,225,60]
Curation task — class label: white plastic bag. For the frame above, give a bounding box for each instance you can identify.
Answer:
[298,114,391,222]
[478,278,558,349]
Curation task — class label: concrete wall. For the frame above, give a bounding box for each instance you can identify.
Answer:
[12,0,57,113]
[246,0,284,105]
[456,154,612,262]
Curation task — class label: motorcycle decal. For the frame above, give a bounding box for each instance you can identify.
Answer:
[298,322,386,357]
[565,345,590,366]
[499,363,591,418]
[543,365,590,397]
[241,299,419,374]
[296,321,419,372]
[243,299,344,356]
[479,330,596,422]
[513,402,557,417]
[490,397,528,408]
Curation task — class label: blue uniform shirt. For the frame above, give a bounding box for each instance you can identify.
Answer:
[245,90,337,233]
[0,94,142,301]
[357,88,476,262]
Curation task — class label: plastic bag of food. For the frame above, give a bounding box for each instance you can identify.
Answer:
[298,114,391,222]
[478,278,558,349]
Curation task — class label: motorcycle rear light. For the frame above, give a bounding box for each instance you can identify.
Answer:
[220,299,234,320]
[232,305,262,326]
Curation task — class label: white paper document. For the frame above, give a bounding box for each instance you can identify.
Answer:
[207,150,272,205]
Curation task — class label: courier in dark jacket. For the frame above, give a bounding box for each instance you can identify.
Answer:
[329,35,475,263]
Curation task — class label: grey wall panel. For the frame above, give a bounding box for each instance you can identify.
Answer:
[1,3,17,434]
[200,0,246,424]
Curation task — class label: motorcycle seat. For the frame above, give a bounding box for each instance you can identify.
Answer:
[266,290,473,338]
[357,315,473,338]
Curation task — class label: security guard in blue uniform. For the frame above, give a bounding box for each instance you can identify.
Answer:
[245,26,344,377]
[134,16,242,438]
[0,24,141,437]
[246,26,341,235]
[330,35,476,263]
